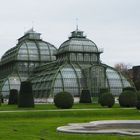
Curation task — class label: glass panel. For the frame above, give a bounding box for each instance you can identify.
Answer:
[77,53,83,61]
[91,54,97,62]
[54,73,63,95]
[2,76,21,97]
[61,66,79,96]
[70,53,76,61]
[106,68,123,96]
[18,44,28,60]
[84,54,90,62]
[41,55,51,61]
[2,80,10,97]
[26,42,37,49]
[9,76,20,90]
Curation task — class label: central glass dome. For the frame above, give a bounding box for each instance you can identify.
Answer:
[57,30,102,63]
[58,30,98,53]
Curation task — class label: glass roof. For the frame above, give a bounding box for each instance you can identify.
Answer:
[58,30,99,54]
[0,29,134,98]
[1,29,57,64]
[29,61,133,98]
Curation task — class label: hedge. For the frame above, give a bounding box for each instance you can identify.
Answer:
[18,81,34,108]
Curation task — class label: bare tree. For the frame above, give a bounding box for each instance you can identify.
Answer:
[114,63,132,78]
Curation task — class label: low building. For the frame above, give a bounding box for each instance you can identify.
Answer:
[131,66,140,90]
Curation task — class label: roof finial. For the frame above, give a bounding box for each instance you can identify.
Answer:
[32,21,34,31]
[76,18,79,31]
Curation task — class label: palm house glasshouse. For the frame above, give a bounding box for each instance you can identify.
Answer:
[0,28,133,99]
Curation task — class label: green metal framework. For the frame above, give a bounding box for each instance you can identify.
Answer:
[0,29,134,98]
[29,30,133,98]
[0,29,57,97]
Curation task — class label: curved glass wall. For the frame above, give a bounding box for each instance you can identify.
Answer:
[53,64,84,96]
[31,62,133,98]
[84,65,132,97]
[31,62,86,98]
[106,67,131,96]
[1,75,21,97]
[0,29,57,97]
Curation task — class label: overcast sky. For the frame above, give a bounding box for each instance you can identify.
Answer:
[0,0,140,67]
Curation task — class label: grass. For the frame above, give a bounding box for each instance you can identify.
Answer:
[0,103,139,140]
[0,103,120,110]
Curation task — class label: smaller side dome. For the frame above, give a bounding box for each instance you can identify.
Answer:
[17,41,57,62]
[1,29,57,64]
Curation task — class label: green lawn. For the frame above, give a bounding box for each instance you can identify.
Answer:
[0,103,139,140]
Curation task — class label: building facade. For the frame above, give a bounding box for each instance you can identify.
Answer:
[131,66,140,90]
[30,29,133,98]
[0,29,133,98]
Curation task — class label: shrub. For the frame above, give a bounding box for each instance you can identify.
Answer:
[8,89,18,105]
[100,88,109,94]
[123,87,136,92]
[136,91,140,101]
[119,91,137,107]
[0,95,2,106]
[99,93,115,108]
[79,89,92,103]
[98,88,109,103]
[54,92,74,109]
[0,94,3,103]
[136,101,140,110]
[18,81,34,108]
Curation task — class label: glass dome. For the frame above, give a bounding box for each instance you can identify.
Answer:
[1,29,57,64]
[57,30,103,63]
[58,30,98,53]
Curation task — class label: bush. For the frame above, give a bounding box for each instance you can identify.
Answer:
[119,91,137,107]
[0,94,3,103]
[98,88,109,103]
[18,81,34,108]
[8,89,18,105]
[136,101,140,110]
[79,89,92,103]
[123,87,136,92]
[136,91,140,101]
[99,93,115,108]
[54,92,74,109]
[0,95,2,106]
[100,88,109,94]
